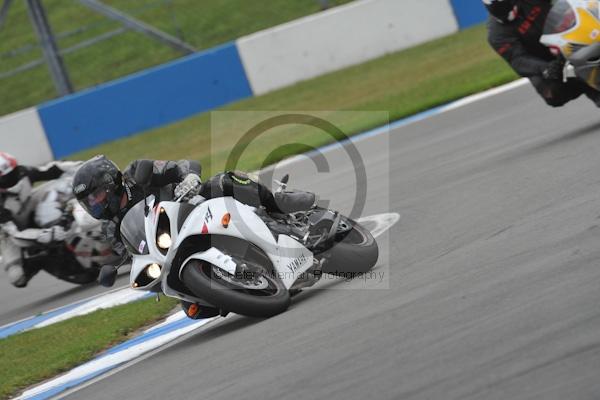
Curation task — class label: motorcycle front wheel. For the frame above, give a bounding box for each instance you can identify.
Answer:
[181,259,290,318]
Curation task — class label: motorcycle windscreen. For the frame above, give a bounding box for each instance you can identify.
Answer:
[120,200,150,255]
[543,0,577,35]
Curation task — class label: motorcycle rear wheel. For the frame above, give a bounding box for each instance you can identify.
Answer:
[319,217,379,275]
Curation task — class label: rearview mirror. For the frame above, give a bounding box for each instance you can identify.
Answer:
[98,264,118,287]
[280,174,289,185]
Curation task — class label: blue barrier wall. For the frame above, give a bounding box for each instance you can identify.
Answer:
[16,1,491,159]
[450,0,488,29]
[38,42,252,158]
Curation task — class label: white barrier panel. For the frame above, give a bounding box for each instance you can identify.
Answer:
[0,108,53,164]
[237,0,459,95]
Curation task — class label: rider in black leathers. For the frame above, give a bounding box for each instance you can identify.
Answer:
[485,0,600,107]
[72,156,314,236]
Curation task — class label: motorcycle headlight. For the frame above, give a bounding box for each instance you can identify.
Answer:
[156,207,171,254]
[157,233,172,249]
[133,263,163,289]
[145,263,162,279]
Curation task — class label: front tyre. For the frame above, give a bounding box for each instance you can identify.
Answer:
[182,260,290,318]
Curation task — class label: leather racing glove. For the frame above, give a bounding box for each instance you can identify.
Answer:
[174,174,202,200]
[542,59,564,81]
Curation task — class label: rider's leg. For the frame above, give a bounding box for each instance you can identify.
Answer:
[273,190,316,213]
[200,172,315,213]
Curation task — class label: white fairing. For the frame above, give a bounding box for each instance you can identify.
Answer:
[175,197,313,289]
[176,197,277,250]
[128,196,315,305]
[275,234,313,289]
[129,254,162,289]
[179,248,238,278]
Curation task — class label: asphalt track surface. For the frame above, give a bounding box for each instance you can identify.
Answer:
[15,82,600,399]
[0,262,132,328]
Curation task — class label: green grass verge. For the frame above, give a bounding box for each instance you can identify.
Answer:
[0,296,178,399]
[0,0,353,116]
[70,24,519,177]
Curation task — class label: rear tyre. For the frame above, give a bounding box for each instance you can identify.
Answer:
[320,218,379,276]
[182,260,290,318]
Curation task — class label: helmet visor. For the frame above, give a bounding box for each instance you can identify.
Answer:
[82,187,110,219]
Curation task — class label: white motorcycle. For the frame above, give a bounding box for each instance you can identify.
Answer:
[100,176,378,318]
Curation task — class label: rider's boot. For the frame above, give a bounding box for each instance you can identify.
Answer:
[6,264,30,288]
[273,191,316,213]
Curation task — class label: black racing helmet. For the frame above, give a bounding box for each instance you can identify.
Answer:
[482,0,518,24]
[73,155,124,220]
